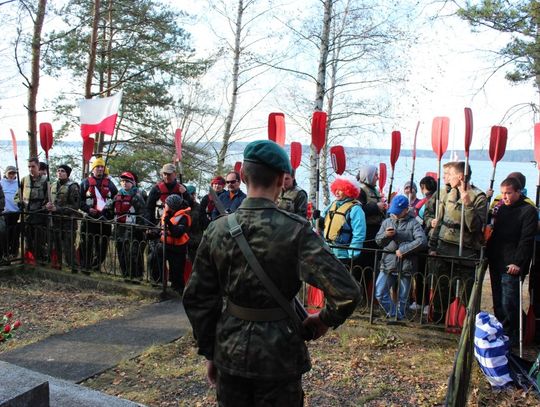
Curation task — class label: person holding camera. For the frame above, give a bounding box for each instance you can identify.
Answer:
[375,195,427,320]
[183,140,360,407]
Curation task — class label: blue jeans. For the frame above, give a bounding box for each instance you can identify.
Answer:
[375,271,411,319]
[501,272,520,345]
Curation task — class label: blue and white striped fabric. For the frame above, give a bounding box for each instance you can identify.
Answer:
[474,311,512,388]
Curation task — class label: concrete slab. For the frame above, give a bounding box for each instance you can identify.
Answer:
[0,299,189,383]
[0,361,144,406]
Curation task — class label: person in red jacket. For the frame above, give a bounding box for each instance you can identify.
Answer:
[156,194,191,294]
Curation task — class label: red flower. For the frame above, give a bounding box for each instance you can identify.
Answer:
[5,312,13,319]
[13,320,21,329]
[3,324,11,333]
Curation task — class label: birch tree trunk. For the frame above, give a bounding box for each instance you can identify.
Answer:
[217,0,243,175]
[27,0,47,159]
[309,0,332,208]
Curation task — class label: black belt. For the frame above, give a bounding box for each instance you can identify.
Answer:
[226,300,291,321]
[442,220,460,229]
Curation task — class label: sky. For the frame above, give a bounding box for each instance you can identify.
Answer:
[0,0,538,153]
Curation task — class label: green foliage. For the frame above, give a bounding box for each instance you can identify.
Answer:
[458,0,540,86]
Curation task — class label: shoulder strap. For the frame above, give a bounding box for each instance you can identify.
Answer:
[227,214,306,334]
[209,188,227,215]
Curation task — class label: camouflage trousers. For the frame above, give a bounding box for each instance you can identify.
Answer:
[216,370,303,407]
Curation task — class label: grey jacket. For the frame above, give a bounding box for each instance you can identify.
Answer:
[375,214,427,275]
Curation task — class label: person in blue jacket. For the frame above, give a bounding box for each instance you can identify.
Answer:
[321,175,366,265]
[375,195,427,319]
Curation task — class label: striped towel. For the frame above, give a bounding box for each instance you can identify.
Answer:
[474,311,512,388]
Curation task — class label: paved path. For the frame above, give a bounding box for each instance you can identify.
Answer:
[0,299,190,383]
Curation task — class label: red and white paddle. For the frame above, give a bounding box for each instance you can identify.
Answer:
[311,111,327,210]
[330,145,345,175]
[290,142,302,171]
[387,130,401,202]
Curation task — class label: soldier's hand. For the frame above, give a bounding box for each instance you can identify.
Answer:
[303,313,328,340]
[206,360,217,387]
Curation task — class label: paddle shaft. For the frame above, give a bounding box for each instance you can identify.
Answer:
[458,157,470,257]
[387,167,395,203]
[435,159,442,220]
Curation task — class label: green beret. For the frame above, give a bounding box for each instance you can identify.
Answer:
[243,140,292,173]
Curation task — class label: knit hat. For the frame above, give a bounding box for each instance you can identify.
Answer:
[388,195,409,215]
[404,181,417,192]
[211,176,225,186]
[330,175,361,199]
[57,164,72,177]
[165,194,183,212]
[5,166,16,174]
[91,157,106,170]
[357,165,378,186]
[186,185,196,195]
[39,162,48,171]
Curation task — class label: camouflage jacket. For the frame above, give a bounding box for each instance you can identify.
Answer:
[183,197,361,380]
[51,180,81,217]
[430,185,487,251]
[276,185,308,217]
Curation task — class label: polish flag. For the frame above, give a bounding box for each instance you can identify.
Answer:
[79,91,122,140]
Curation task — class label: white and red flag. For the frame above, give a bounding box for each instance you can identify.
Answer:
[79,91,122,140]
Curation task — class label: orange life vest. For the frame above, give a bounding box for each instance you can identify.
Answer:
[160,208,191,246]
[114,193,133,223]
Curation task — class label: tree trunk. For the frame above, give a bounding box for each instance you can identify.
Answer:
[217,0,243,175]
[309,0,332,208]
[82,0,101,176]
[27,0,47,159]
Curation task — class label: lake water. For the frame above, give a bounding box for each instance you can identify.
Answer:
[1,141,538,203]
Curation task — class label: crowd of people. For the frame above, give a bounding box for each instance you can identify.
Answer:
[0,151,538,347]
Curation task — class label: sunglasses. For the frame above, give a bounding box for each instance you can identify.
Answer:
[226,180,238,184]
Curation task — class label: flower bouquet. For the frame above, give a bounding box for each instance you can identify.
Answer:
[0,311,21,342]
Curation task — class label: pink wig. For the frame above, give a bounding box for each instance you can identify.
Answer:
[330,175,361,199]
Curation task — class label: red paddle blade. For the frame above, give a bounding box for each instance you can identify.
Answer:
[10,129,17,159]
[489,126,508,166]
[311,111,327,154]
[330,145,346,175]
[425,171,438,181]
[39,122,53,153]
[379,163,387,191]
[534,123,540,169]
[307,285,325,314]
[82,137,95,162]
[390,131,401,168]
[464,108,473,157]
[431,117,450,160]
[268,112,286,147]
[234,161,242,174]
[290,142,302,170]
[174,128,182,161]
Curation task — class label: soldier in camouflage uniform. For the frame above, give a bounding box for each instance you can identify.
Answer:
[276,170,308,217]
[46,164,80,269]
[16,157,49,262]
[183,140,361,407]
[429,161,487,319]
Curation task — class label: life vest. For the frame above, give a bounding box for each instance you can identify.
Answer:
[359,183,384,225]
[86,176,111,209]
[324,200,358,245]
[157,181,181,206]
[277,186,302,214]
[114,193,134,224]
[160,208,191,246]
[22,175,47,211]
[52,180,76,207]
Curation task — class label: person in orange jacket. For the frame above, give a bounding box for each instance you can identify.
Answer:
[157,194,191,293]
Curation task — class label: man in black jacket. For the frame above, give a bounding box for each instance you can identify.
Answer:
[487,177,538,345]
